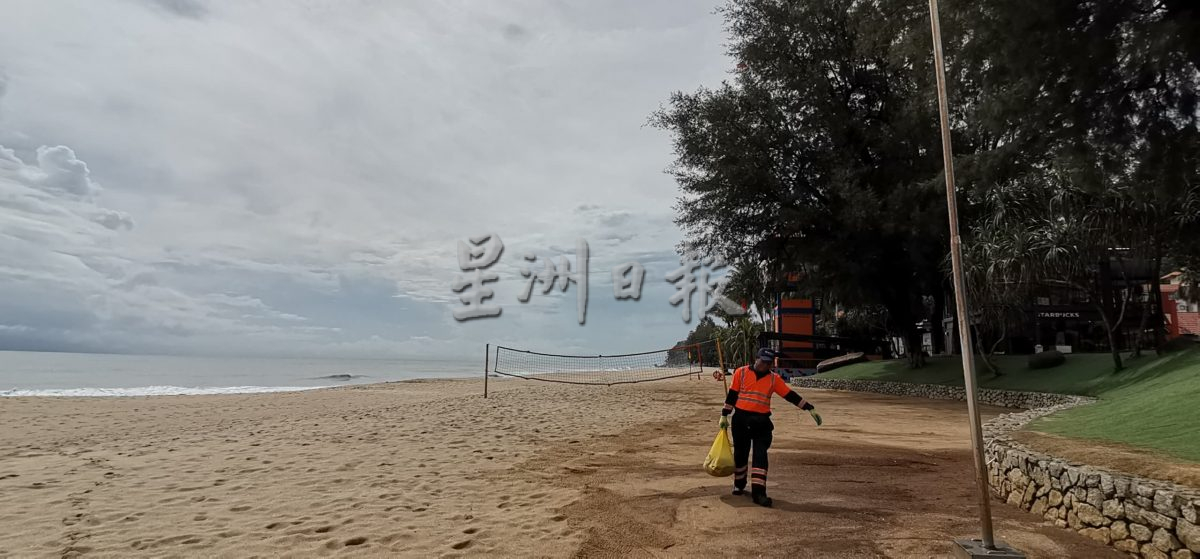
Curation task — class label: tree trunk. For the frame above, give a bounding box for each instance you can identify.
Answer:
[906,327,925,368]
[1152,254,1165,353]
[931,282,947,355]
[1095,304,1125,372]
[1132,297,1152,359]
[1105,320,1124,371]
[973,324,998,376]
[1109,261,1135,371]
[987,314,1008,376]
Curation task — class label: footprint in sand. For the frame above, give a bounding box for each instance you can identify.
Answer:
[229,505,252,512]
[344,537,367,546]
[451,539,473,550]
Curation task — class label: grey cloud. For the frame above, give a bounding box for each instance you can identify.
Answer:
[502,23,531,43]
[144,0,207,19]
[0,144,361,355]
[598,232,636,243]
[92,208,135,230]
[33,146,100,199]
[0,0,730,356]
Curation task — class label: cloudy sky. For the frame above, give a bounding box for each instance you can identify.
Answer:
[0,0,734,358]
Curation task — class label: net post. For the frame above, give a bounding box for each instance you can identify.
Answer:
[715,337,728,392]
[696,343,703,380]
[484,343,490,399]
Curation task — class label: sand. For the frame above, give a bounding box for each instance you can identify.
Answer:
[0,377,1121,558]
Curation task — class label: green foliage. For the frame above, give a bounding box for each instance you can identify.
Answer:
[719,317,765,368]
[653,0,949,363]
[1028,350,1066,370]
[658,0,1200,370]
[1159,335,1198,354]
[676,315,766,369]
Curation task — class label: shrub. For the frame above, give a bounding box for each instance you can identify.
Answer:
[1028,350,1066,370]
[1159,335,1198,354]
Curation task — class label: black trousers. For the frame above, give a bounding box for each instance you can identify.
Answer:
[731,411,773,492]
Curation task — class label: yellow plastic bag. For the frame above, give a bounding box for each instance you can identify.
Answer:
[703,425,735,477]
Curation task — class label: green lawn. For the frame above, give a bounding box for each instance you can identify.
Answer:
[823,348,1200,462]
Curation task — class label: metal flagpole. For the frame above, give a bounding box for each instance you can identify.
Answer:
[484,343,490,399]
[716,337,728,392]
[927,1,1022,557]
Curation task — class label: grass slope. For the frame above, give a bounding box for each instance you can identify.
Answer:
[822,348,1200,462]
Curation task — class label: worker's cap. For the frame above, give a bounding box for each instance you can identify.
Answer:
[756,348,778,362]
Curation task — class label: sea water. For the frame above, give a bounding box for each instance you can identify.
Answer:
[0,351,481,397]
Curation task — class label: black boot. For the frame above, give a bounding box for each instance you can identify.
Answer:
[751,485,772,508]
[732,479,747,496]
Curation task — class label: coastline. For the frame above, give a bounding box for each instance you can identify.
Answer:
[0,375,484,399]
[0,378,1120,557]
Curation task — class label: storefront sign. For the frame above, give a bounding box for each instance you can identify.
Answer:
[1036,311,1081,319]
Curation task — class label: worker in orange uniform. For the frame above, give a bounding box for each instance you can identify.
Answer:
[720,347,822,507]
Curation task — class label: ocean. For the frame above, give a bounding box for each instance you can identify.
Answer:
[0,351,482,397]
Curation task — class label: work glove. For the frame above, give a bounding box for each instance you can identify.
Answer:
[718,414,729,429]
[799,402,822,425]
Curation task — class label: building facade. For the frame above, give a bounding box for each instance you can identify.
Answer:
[1162,271,1200,338]
[941,257,1166,355]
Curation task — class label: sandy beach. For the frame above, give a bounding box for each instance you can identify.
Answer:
[1,377,1119,558]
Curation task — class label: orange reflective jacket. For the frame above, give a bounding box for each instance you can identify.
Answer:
[729,365,791,414]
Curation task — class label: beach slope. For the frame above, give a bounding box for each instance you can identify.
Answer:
[0,378,1118,558]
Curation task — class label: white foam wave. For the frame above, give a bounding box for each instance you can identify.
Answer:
[0,385,332,397]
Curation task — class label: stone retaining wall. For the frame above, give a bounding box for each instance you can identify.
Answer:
[791,377,1200,558]
[790,377,1088,409]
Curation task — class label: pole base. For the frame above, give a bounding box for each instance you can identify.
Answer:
[951,539,1026,559]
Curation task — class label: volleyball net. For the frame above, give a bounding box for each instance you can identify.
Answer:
[487,339,723,387]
